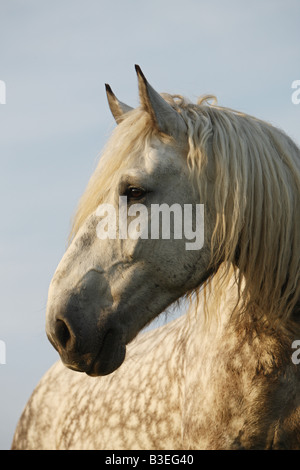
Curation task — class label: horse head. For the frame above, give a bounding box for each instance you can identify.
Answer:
[45,66,217,376]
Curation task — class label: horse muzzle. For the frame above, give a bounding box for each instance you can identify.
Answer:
[47,318,126,376]
[46,270,126,376]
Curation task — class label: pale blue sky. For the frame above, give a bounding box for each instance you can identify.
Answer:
[0,0,299,449]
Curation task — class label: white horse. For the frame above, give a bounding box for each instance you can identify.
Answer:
[12,66,300,450]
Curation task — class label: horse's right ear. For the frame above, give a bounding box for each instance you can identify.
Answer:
[135,65,187,140]
[105,84,133,124]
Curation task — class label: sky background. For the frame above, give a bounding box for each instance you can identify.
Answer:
[0,0,299,450]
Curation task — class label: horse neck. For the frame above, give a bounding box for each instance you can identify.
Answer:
[181,278,300,449]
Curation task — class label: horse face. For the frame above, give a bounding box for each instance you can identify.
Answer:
[46,133,215,376]
[46,68,215,376]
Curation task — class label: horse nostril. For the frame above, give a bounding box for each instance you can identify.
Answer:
[55,319,71,350]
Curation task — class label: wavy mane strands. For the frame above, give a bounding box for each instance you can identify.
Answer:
[169,94,300,324]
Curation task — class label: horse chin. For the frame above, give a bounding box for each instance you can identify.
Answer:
[86,329,126,377]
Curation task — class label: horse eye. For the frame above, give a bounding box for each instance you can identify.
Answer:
[127,187,146,200]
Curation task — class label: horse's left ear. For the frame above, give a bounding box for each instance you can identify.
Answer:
[135,65,187,140]
[105,84,133,124]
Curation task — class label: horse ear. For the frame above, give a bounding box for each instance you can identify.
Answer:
[105,84,133,124]
[135,65,187,139]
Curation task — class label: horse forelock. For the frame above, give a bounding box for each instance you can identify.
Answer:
[69,108,158,242]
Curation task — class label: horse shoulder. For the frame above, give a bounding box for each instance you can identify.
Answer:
[12,314,188,450]
[11,361,67,449]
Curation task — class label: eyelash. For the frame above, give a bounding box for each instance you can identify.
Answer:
[124,186,146,200]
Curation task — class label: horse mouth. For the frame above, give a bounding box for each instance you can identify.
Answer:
[86,329,126,377]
